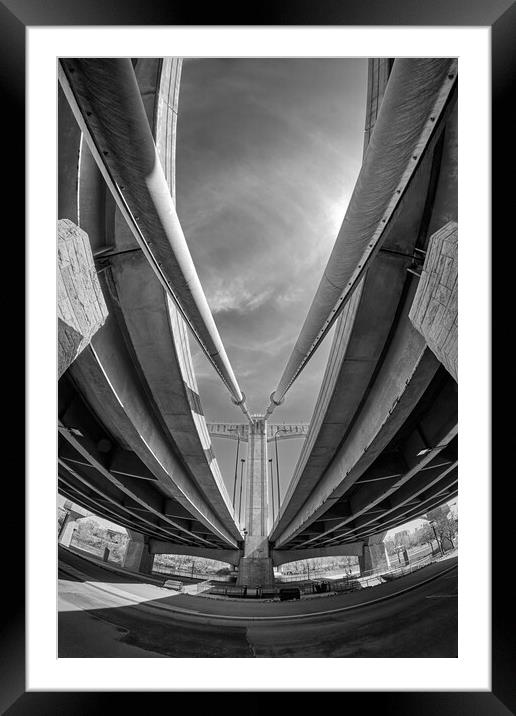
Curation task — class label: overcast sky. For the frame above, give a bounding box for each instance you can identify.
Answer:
[176,58,367,419]
[175,58,369,498]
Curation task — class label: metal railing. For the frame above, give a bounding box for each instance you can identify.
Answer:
[274,544,438,583]
[325,549,456,592]
[207,550,456,600]
[276,566,360,583]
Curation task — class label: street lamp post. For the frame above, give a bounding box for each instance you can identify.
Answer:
[430,520,444,557]
[273,427,285,517]
[269,458,275,523]
[238,458,246,524]
[232,433,240,508]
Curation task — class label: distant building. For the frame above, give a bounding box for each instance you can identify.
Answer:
[414,525,429,542]
[426,505,450,522]
[393,529,410,547]
[106,529,124,543]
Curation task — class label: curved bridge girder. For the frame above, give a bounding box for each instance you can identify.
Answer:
[271,58,458,552]
[58,58,242,547]
[59,57,250,418]
[57,57,458,575]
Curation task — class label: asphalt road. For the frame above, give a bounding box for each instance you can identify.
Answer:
[58,548,457,658]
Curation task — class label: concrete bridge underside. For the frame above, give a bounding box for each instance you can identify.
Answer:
[270,58,458,558]
[58,57,458,585]
[58,58,242,565]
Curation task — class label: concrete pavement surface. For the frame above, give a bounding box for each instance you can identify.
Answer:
[58,547,457,657]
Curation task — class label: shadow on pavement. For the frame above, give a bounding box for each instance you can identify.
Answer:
[58,602,253,658]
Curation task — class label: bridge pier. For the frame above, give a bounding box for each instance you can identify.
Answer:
[58,502,85,547]
[206,417,309,585]
[123,530,154,574]
[236,416,275,586]
[237,536,274,587]
[358,534,390,575]
[58,516,77,547]
[57,510,84,547]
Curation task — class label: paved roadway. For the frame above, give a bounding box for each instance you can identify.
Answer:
[58,547,457,658]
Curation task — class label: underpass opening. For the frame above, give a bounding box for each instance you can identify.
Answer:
[153,553,236,581]
[275,555,360,581]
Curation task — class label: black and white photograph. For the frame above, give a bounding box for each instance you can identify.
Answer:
[13,6,505,709]
[56,55,459,658]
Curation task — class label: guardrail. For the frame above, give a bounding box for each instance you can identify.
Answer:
[276,567,359,583]
[329,551,453,591]
[274,545,442,583]
[207,581,355,599]
[213,551,455,599]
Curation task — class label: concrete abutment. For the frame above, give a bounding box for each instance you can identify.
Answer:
[409,221,458,383]
[58,219,108,378]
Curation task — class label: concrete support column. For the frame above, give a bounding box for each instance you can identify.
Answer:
[58,501,84,547]
[236,417,274,586]
[123,531,154,574]
[58,218,109,377]
[237,536,274,587]
[358,534,390,575]
[358,545,374,574]
[58,513,79,547]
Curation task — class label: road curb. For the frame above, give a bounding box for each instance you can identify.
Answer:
[59,557,457,623]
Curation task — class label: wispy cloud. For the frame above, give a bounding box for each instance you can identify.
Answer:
[176,59,367,417]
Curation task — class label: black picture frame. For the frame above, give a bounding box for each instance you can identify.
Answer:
[10,0,507,712]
